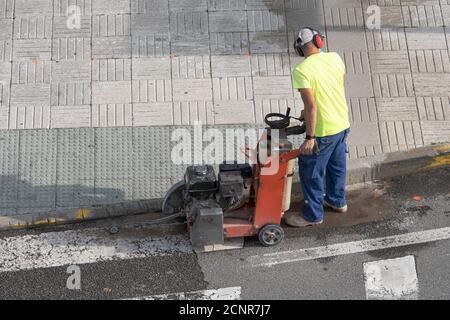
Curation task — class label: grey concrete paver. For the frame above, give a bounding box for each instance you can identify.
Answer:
[0,0,448,216]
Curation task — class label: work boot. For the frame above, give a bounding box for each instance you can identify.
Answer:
[284,213,323,228]
[324,201,348,213]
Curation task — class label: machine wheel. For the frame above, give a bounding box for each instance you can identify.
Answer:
[258,224,284,247]
[162,180,185,216]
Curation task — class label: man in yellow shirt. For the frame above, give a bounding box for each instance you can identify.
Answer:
[285,27,351,227]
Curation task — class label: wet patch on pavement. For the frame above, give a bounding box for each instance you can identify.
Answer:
[283,167,450,239]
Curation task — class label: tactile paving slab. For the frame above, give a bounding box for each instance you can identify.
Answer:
[0,0,448,216]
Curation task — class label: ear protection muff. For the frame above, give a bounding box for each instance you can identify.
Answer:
[293,27,325,57]
[294,37,305,57]
[312,28,325,49]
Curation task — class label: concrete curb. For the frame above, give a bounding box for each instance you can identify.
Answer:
[0,199,162,232]
[0,144,449,232]
[346,143,450,185]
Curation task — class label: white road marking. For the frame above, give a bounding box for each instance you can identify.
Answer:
[0,228,192,273]
[364,256,419,300]
[249,227,450,267]
[127,287,242,300]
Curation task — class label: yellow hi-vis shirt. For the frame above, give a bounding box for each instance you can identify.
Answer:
[292,52,350,138]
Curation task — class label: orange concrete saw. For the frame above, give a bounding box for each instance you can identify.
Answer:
[162,108,306,248]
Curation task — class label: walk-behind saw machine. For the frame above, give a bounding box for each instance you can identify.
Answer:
[162,109,306,249]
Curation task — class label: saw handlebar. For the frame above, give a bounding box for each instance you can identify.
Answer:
[264,107,304,130]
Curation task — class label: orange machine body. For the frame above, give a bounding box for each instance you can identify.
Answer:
[223,136,302,239]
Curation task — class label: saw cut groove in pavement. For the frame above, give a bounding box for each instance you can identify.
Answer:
[249,227,450,267]
[0,229,192,273]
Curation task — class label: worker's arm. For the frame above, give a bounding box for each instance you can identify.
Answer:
[299,88,317,155]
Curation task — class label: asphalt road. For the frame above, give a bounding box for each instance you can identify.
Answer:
[0,167,449,300]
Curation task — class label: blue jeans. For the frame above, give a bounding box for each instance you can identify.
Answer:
[298,128,350,222]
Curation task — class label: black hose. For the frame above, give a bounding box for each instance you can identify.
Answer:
[286,124,307,136]
[108,212,186,234]
[134,212,186,228]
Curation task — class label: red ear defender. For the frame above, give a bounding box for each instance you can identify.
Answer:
[314,34,325,49]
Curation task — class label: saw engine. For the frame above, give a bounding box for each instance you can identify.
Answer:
[162,107,307,249]
[162,163,254,248]
[188,164,252,215]
[184,163,253,211]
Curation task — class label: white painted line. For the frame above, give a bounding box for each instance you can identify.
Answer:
[249,227,450,267]
[0,229,192,273]
[127,287,242,301]
[364,256,419,300]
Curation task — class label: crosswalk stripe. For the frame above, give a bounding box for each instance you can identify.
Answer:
[364,256,419,300]
[127,287,242,300]
[248,227,450,267]
[0,228,192,273]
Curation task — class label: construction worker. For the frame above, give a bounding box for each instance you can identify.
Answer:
[285,27,351,228]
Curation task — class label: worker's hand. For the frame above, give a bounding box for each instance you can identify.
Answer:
[300,139,317,155]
